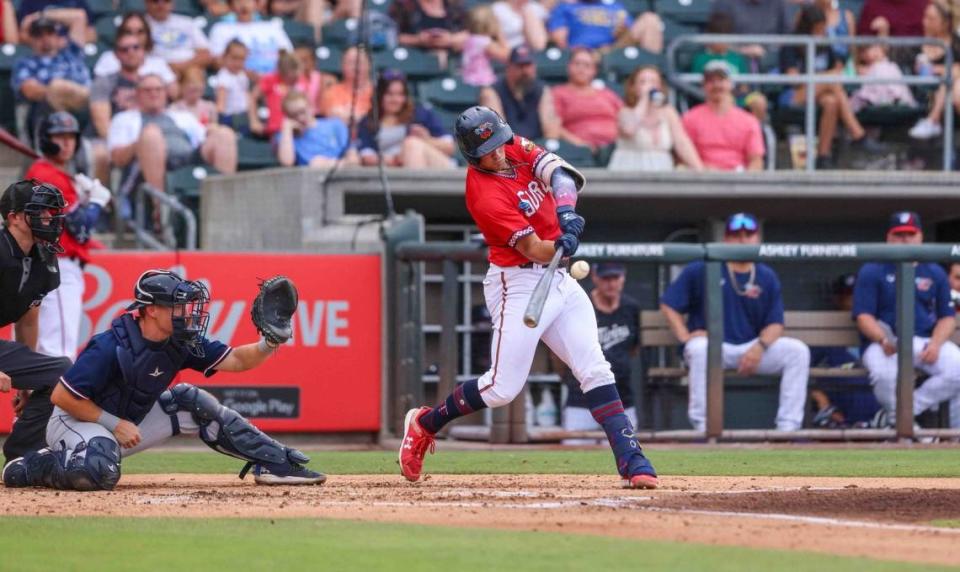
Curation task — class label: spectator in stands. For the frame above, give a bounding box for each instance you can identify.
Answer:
[356,70,455,168]
[547,0,662,53]
[491,0,547,51]
[850,42,917,112]
[294,45,335,110]
[853,211,960,429]
[712,0,791,61]
[171,66,218,127]
[908,1,960,140]
[858,0,925,38]
[209,0,293,75]
[17,0,94,45]
[107,74,237,198]
[479,44,559,141]
[661,212,810,432]
[319,46,374,127]
[948,262,960,312]
[251,49,312,138]
[681,61,764,171]
[390,0,469,68]
[145,0,213,75]
[780,5,881,169]
[0,0,18,44]
[815,0,857,64]
[461,5,510,87]
[13,18,90,116]
[265,0,324,41]
[200,0,231,18]
[216,40,253,133]
[608,66,701,171]
[94,13,177,91]
[552,47,622,151]
[808,273,882,429]
[276,91,353,168]
[561,263,640,445]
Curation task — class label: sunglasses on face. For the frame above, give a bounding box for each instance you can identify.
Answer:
[726,213,758,233]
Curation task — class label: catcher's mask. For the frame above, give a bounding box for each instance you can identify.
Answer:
[127,269,211,357]
[0,180,67,252]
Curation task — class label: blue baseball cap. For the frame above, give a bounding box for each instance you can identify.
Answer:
[595,262,625,278]
[888,211,921,234]
[725,212,758,234]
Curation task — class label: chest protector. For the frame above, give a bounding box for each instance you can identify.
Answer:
[108,314,190,424]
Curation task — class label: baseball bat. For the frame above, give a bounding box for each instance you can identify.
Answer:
[0,126,39,160]
[523,248,564,328]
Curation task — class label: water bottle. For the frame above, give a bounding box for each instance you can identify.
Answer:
[649,88,666,107]
[917,53,934,77]
[535,386,559,427]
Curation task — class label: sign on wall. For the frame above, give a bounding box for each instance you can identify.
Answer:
[1,252,382,433]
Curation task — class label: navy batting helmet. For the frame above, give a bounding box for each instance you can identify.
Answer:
[455,106,514,165]
[39,111,80,158]
[127,269,211,356]
[0,180,66,249]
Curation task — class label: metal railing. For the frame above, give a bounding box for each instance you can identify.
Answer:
[130,183,198,251]
[393,240,960,443]
[665,34,953,171]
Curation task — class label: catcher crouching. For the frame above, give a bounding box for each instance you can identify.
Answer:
[2,270,324,490]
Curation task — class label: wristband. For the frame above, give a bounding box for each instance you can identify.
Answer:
[97,411,121,432]
[258,338,279,354]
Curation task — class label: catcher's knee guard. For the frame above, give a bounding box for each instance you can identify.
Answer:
[160,383,309,475]
[62,437,122,491]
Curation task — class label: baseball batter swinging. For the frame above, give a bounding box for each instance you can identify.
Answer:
[2,270,325,490]
[399,106,658,489]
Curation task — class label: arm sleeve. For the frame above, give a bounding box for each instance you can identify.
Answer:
[417,106,450,138]
[762,270,786,327]
[473,193,535,248]
[660,265,693,313]
[356,117,377,155]
[184,338,232,377]
[192,19,210,49]
[935,271,954,319]
[106,113,139,151]
[852,266,879,319]
[60,338,114,399]
[90,75,110,102]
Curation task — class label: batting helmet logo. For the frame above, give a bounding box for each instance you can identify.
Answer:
[475,122,494,140]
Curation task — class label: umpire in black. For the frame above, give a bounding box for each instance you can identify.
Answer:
[0,180,73,462]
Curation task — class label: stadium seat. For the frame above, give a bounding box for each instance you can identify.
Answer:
[418,77,479,112]
[121,0,202,16]
[620,0,654,17]
[839,0,865,19]
[87,0,116,19]
[237,137,280,171]
[0,44,29,131]
[426,105,460,134]
[166,164,219,200]
[592,78,625,100]
[314,45,344,76]
[95,15,120,47]
[283,18,316,47]
[661,16,699,48]
[535,138,596,168]
[535,47,570,85]
[83,43,104,73]
[602,46,664,82]
[321,18,360,49]
[373,48,443,82]
[653,0,711,26]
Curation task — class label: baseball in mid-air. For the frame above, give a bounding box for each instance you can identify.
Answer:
[570,260,590,280]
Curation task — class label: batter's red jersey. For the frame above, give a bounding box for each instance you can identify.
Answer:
[465,136,561,267]
[24,159,95,264]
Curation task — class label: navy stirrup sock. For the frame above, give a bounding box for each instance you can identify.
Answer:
[585,384,644,477]
[419,379,487,434]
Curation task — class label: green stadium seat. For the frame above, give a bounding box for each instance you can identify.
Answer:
[82,43,105,73]
[621,0,653,17]
[95,15,121,47]
[591,78,625,100]
[535,138,596,168]
[87,0,116,19]
[602,46,663,81]
[838,0,865,18]
[535,47,570,85]
[373,47,443,82]
[321,18,360,49]
[661,16,698,47]
[314,45,343,76]
[283,18,316,47]
[237,137,280,170]
[418,77,479,112]
[427,106,460,135]
[121,0,201,16]
[653,0,711,26]
[166,164,218,200]
[0,44,28,131]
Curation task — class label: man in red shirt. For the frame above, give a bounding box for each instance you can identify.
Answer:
[398,106,658,489]
[858,0,925,38]
[24,111,111,361]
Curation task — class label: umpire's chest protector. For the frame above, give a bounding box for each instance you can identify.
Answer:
[104,314,189,424]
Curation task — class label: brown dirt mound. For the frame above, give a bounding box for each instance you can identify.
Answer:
[3,475,959,566]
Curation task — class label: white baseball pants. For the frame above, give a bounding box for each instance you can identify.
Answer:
[562,405,637,445]
[477,265,616,408]
[37,257,85,361]
[862,337,960,428]
[684,336,810,431]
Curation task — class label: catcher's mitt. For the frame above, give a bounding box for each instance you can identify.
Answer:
[251,276,299,345]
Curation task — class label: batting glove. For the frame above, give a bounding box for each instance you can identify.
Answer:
[556,206,585,238]
[75,173,112,208]
[555,232,580,257]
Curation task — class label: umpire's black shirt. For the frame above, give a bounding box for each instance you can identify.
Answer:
[0,228,60,327]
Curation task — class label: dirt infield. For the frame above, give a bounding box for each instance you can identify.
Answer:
[3,474,959,566]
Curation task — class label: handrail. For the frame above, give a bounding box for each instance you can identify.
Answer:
[665,34,953,172]
[134,183,198,250]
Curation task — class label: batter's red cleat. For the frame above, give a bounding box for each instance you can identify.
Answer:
[399,407,436,482]
[622,474,659,489]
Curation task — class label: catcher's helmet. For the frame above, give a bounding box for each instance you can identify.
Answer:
[455,106,514,165]
[39,111,80,158]
[127,269,210,356]
[0,180,66,250]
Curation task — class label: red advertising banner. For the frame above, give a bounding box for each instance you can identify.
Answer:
[0,252,382,433]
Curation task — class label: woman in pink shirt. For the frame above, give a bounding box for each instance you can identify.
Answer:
[552,47,623,151]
